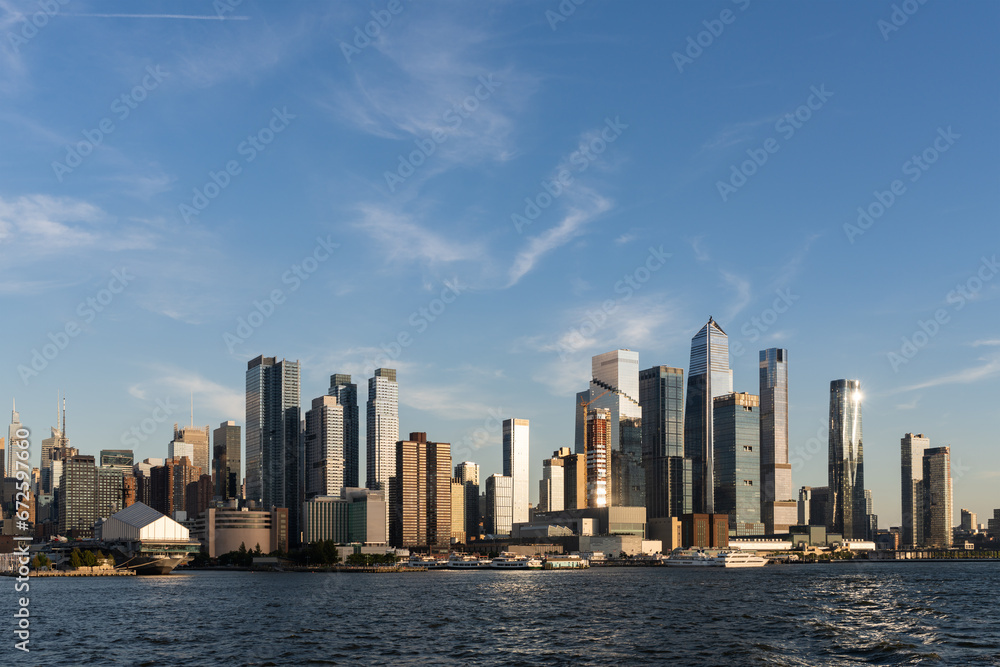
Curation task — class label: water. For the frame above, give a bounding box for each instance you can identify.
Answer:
[18,562,1000,665]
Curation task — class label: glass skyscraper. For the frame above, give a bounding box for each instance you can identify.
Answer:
[454,461,480,540]
[759,348,796,533]
[366,368,399,493]
[212,420,241,501]
[639,365,691,518]
[713,392,764,536]
[684,317,733,514]
[245,355,302,542]
[502,418,530,525]
[827,379,865,540]
[922,446,952,548]
[900,432,930,547]
[328,374,359,489]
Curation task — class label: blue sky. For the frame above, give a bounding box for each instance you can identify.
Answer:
[2,1,997,527]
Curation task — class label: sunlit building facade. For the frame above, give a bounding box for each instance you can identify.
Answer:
[827,379,866,540]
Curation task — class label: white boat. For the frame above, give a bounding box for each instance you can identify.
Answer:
[490,552,542,569]
[447,553,487,569]
[543,554,589,569]
[664,549,717,567]
[407,555,448,569]
[714,550,768,568]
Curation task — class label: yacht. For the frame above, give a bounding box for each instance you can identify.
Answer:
[663,549,717,567]
[490,552,543,569]
[714,550,768,568]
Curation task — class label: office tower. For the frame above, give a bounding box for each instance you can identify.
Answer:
[328,374,360,489]
[684,318,733,514]
[40,402,70,494]
[389,432,450,550]
[100,450,134,475]
[900,432,930,548]
[990,510,1000,535]
[173,424,210,479]
[97,467,124,518]
[639,366,691,519]
[185,474,214,520]
[864,489,877,540]
[759,349,796,533]
[58,455,97,537]
[961,509,977,533]
[713,392,764,536]
[245,355,302,540]
[922,447,952,548]
[168,440,194,466]
[484,474,513,536]
[367,368,399,492]
[304,396,345,500]
[828,379,866,540]
[454,461,480,541]
[586,408,610,508]
[586,349,642,452]
[797,485,830,526]
[561,450,587,510]
[150,456,202,519]
[451,479,466,543]
[574,390,589,454]
[213,421,241,501]
[539,454,565,513]
[502,418,530,525]
[8,399,26,478]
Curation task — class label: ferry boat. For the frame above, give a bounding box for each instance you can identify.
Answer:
[407,554,448,569]
[490,552,543,569]
[447,553,488,569]
[713,550,768,568]
[543,554,589,569]
[663,549,717,567]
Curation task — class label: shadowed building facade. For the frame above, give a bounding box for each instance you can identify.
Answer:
[639,365,691,519]
[759,349,796,533]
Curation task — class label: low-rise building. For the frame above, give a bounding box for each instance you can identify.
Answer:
[191,506,288,558]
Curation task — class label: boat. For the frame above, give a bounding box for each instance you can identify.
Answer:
[714,550,768,568]
[447,553,488,569]
[543,554,589,569]
[663,548,717,567]
[490,552,542,569]
[407,554,448,569]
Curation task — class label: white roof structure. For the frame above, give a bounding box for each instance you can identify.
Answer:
[101,502,190,542]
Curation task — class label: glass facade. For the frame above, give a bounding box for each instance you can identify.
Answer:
[759,348,794,532]
[922,447,952,548]
[502,418,530,525]
[639,366,691,518]
[213,421,241,501]
[900,432,929,547]
[713,393,763,536]
[328,374,360,489]
[827,379,866,540]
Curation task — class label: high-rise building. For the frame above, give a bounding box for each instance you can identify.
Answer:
[100,449,134,475]
[454,461,480,541]
[451,479,466,543]
[574,389,589,454]
[759,349,796,534]
[389,432,450,550]
[900,432,930,548]
[58,455,98,537]
[639,366,691,519]
[557,447,588,510]
[367,368,399,492]
[586,408,610,508]
[539,454,565,513]
[40,401,70,493]
[245,355,302,541]
[167,441,195,466]
[212,421,241,501]
[328,374,360,489]
[923,446,952,548]
[713,392,764,536]
[502,418,530,525]
[961,509,977,533]
[797,485,830,526]
[828,379,866,540]
[151,456,202,520]
[684,318,733,515]
[7,399,25,479]
[173,424,211,480]
[304,396,345,500]
[484,474,513,537]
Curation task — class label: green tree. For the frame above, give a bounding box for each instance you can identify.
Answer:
[83,550,98,567]
[254,543,262,556]
[69,548,83,569]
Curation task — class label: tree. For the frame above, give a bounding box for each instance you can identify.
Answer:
[83,550,99,567]
[69,548,83,569]
[254,543,262,556]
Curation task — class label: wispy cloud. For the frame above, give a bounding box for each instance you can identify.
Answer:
[126,365,243,421]
[892,354,1000,394]
[354,205,484,266]
[970,339,1000,347]
[720,270,752,322]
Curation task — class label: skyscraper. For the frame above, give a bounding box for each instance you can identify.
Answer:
[304,395,345,500]
[684,317,733,514]
[328,374,359,489]
[759,348,796,533]
[639,365,691,519]
[172,424,210,479]
[827,379,865,540]
[539,454,565,513]
[245,355,302,541]
[714,392,764,536]
[367,368,399,492]
[586,408,610,508]
[484,473,513,537]
[922,446,952,548]
[40,400,69,493]
[8,399,25,479]
[212,421,241,501]
[454,461,480,541]
[900,432,930,548]
[59,454,98,537]
[389,432,451,550]
[502,418,530,525]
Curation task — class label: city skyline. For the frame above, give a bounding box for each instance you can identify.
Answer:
[2,2,997,526]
